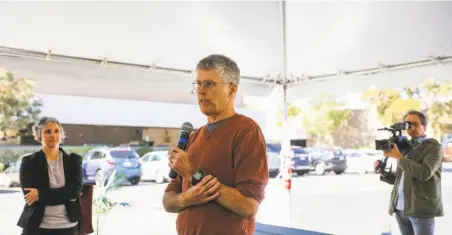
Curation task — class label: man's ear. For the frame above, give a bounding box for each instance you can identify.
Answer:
[229,84,237,97]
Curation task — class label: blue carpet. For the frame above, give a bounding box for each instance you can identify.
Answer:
[255,223,391,235]
[255,223,332,235]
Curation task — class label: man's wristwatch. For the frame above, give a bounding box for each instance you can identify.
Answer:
[191,170,206,186]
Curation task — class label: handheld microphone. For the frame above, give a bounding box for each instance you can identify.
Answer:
[169,122,194,179]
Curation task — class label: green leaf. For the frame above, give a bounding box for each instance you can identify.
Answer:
[361,79,452,139]
[300,92,351,138]
[0,70,42,137]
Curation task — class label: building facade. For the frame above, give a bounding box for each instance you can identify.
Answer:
[19,93,267,146]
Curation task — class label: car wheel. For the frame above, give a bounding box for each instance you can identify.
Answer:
[296,171,307,176]
[334,170,345,175]
[130,177,140,185]
[315,162,326,175]
[155,171,165,184]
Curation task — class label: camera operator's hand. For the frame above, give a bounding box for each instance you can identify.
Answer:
[180,175,221,207]
[374,160,384,176]
[383,144,403,160]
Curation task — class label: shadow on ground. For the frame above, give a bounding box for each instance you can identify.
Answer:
[0,189,21,194]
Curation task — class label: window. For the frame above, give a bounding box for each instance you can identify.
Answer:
[110,150,139,159]
[142,155,150,162]
[151,155,161,161]
[91,151,104,159]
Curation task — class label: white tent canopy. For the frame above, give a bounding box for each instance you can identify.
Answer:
[1,1,451,102]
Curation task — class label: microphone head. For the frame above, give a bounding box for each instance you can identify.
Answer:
[181,122,194,134]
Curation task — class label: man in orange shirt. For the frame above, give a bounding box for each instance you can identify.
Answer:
[162,54,269,235]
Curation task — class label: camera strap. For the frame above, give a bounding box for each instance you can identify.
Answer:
[406,136,428,158]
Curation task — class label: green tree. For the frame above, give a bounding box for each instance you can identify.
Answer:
[412,79,452,139]
[362,79,452,140]
[275,102,301,127]
[0,70,42,139]
[361,88,420,125]
[301,93,351,144]
[287,104,301,117]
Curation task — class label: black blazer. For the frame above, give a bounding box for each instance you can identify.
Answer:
[17,148,83,232]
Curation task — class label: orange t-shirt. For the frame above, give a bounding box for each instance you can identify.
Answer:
[165,114,269,235]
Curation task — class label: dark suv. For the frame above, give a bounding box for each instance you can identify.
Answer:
[266,142,312,176]
[293,147,347,175]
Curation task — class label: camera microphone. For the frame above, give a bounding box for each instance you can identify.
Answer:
[169,122,194,179]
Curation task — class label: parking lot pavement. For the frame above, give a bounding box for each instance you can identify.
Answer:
[1,173,451,235]
[1,187,25,234]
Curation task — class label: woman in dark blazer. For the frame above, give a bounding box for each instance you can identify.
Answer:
[17,117,83,235]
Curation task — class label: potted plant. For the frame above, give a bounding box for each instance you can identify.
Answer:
[92,169,130,235]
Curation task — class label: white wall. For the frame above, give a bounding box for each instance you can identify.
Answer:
[36,93,267,130]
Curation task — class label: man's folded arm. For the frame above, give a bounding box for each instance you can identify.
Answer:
[215,126,269,219]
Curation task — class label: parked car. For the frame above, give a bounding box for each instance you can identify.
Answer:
[301,147,348,175]
[289,147,311,176]
[3,153,31,187]
[82,147,142,186]
[267,142,347,176]
[267,142,310,176]
[344,149,379,174]
[442,137,452,162]
[267,151,282,177]
[140,151,170,183]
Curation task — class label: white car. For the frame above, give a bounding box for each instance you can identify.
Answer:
[345,150,378,174]
[4,153,31,187]
[267,151,282,177]
[140,151,171,184]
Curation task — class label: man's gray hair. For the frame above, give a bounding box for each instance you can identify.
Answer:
[32,116,66,142]
[196,54,240,85]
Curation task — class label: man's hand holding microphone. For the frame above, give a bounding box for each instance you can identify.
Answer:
[168,146,221,207]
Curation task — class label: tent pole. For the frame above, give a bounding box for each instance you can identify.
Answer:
[279,0,292,229]
[280,0,288,123]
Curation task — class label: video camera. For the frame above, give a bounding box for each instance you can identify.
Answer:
[374,122,412,176]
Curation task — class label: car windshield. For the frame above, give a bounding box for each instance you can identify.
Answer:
[330,148,343,155]
[110,150,139,159]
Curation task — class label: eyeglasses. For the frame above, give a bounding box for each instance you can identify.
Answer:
[192,80,231,90]
[408,121,420,127]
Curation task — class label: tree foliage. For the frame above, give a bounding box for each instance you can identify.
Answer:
[0,70,42,138]
[361,79,452,139]
[275,102,302,127]
[414,79,452,139]
[301,93,351,138]
[360,88,420,125]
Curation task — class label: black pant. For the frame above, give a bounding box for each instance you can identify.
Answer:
[22,226,79,235]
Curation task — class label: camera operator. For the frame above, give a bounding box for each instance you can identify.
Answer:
[375,110,444,235]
